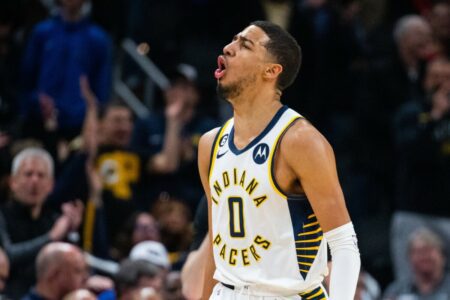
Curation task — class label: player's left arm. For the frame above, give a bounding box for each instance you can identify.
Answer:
[282,121,361,299]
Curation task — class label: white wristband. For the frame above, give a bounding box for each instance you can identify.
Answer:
[324,222,361,300]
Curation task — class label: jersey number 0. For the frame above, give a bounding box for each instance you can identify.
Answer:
[228,197,245,237]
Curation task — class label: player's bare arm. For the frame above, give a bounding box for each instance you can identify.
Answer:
[198,128,220,300]
[278,119,350,231]
[279,119,360,300]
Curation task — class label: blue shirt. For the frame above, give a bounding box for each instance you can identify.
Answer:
[21,15,112,129]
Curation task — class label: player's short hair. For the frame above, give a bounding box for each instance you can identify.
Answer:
[251,20,302,91]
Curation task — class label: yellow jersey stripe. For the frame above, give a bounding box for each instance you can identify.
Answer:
[308,214,316,219]
[297,254,317,259]
[300,289,314,295]
[296,246,320,250]
[298,227,323,236]
[307,289,324,299]
[300,269,309,273]
[299,262,313,266]
[296,236,323,243]
[304,221,319,228]
[268,116,302,200]
[208,119,232,180]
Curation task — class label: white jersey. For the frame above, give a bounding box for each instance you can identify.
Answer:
[208,106,328,298]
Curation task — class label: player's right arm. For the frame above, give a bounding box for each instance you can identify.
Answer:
[198,127,221,299]
[281,121,360,299]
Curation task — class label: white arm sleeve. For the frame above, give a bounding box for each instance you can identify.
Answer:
[324,222,361,300]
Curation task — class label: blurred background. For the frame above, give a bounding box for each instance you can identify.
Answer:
[0,0,449,299]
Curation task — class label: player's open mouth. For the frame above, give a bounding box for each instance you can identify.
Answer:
[215,55,226,79]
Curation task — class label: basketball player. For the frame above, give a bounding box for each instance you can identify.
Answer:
[198,21,361,299]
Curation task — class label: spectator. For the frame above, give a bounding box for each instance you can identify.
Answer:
[131,64,218,210]
[129,241,170,293]
[70,77,200,258]
[129,241,171,271]
[427,0,450,57]
[163,271,183,300]
[56,88,143,258]
[52,75,167,258]
[367,15,435,117]
[354,270,381,300]
[383,227,450,299]
[127,212,160,246]
[115,258,163,299]
[0,147,83,299]
[358,16,437,256]
[113,212,161,261]
[84,100,144,253]
[0,247,9,297]
[22,242,88,300]
[20,0,112,140]
[392,57,450,282]
[151,196,193,269]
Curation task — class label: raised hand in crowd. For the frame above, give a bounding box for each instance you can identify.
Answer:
[39,93,58,131]
[148,88,187,174]
[86,158,103,208]
[49,214,72,242]
[79,75,100,156]
[49,200,84,241]
[62,200,84,231]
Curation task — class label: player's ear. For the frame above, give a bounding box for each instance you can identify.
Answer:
[263,63,283,80]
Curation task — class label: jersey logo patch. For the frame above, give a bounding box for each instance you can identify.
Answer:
[216,150,228,159]
[253,143,270,164]
[219,134,229,147]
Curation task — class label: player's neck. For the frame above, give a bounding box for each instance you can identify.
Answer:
[231,89,283,150]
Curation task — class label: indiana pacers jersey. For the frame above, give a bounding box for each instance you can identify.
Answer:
[208,106,328,297]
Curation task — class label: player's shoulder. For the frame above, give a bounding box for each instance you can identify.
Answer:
[199,127,222,150]
[198,127,222,176]
[281,118,333,157]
